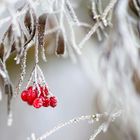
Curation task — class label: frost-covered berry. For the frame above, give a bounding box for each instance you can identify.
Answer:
[50,96,57,108]
[42,97,50,107]
[33,98,43,108]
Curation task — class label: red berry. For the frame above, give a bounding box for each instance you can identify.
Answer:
[28,86,33,91]
[43,97,50,107]
[27,92,37,105]
[44,86,49,95]
[21,90,28,102]
[50,96,57,108]
[33,98,43,108]
[39,85,48,96]
[37,86,48,98]
[27,88,37,105]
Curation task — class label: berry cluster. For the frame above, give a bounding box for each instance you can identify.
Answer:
[21,85,57,109]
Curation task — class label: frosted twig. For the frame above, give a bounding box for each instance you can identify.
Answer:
[101,0,118,26]
[69,23,82,55]
[35,114,101,140]
[64,10,82,55]
[79,0,118,48]
[89,123,105,140]
[16,6,36,62]
[59,0,65,28]
[41,45,47,62]
[26,66,35,89]
[36,65,46,85]
[0,5,28,28]
[91,1,102,41]
[19,17,30,39]
[65,0,79,24]
[34,65,41,95]
[79,22,101,48]
[16,49,27,95]
[7,5,21,37]
[32,110,121,140]
[35,35,39,64]
[72,22,92,28]
[97,0,103,14]
[89,110,122,140]
[36,64,52,96]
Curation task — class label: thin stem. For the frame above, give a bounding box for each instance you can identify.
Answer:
[33,110,121,140]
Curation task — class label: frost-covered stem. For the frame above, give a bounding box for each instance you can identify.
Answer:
[36,65,46,84]
[0,3,28,27]
[7,4,21,37]
[56,0,81,54]
[35,114,101,140]
[72,22,92,28]
[19,18,30,39]
[59,0,65,28]
[91,1,102,41]
[26,67,35,89]
[89,110,122,140]
[33,110,121,140]
[70,25,82,55]
[64,10,81,55]
[36,65,49,87]
[65,0,79,24]
[91,1,99,20]
[33,22,41,92]
[34,65,41,94]
[35,44,39,64]
[97,0,103,14]
[16,49,27,94]
[64,0,82,54]
[36,65,52,95]
[101,0,118,26]
[79,0,118,48]
[41,45,47,62]
[35,28,39,64]
[79,22,100,48]
[89,123,105,140]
